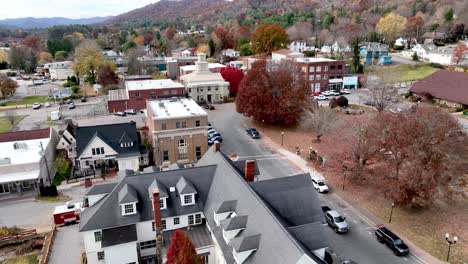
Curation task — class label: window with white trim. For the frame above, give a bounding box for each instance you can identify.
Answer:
[188,215,194,225]
[309,66,315,72]
[173,217,180,225]
[94,231,102,242]
[316,75,321,80]
[97,251,105,261]
[121,203,136,215]
[195,213,202,224]
[316,66,322,72]
[309,75,314,81]
[184,195,193,204]
[178,139,187,160]
[162,219,166,230]
[159,198,166,209]
[140,240,156,250]
[152,221,155,231]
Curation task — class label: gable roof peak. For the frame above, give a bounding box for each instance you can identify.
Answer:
[176,176,197,195]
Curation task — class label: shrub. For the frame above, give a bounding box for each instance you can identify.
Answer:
[393,45,404,50]
[463,109,468,116]
[6,72,17,77]
[336,96,349,107]
[429,63,444,69]
[71,85,80,94]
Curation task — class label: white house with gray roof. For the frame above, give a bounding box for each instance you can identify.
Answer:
[401,43,456,65]
[79,145,330,264]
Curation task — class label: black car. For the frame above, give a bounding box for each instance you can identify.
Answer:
[204,104,215,110]
[375,225,410,256]
[81,97,87,102]
[245,128,260,139]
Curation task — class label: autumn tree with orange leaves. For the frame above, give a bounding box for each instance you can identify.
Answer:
[251,24,289,54]
[166,230,202,264]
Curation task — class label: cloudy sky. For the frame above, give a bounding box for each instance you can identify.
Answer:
[0,0,158,19]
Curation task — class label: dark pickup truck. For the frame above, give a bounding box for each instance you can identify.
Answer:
[375,225,410,256]
[322,206,349,233]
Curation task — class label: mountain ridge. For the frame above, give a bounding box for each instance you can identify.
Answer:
[0,16,113,29]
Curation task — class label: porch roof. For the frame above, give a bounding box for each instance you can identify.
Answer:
[0,170,40,184]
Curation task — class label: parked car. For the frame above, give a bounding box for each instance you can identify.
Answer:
[66,99,73,104]
[375,225,410,256]
[315,95,327,101]
[330,90,341,96]
[322,206,349,233]
[125,109,137,115]
[341,89,351,94]
[114,111,127,117]
[245,128,260,139]
[208,130,221,138]
[208,123,212,127]
[204,104,215,110]
[68,103,76,110]
[32,103,41,109]
[208,127,216,133]
[322,91,333,96]
[44,102,51,108]
[80,97,87,102]
[311,177,329,193]
[342,260,358,264]
[208,135,223,145]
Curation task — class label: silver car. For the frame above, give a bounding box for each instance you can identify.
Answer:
[325,210,349,233]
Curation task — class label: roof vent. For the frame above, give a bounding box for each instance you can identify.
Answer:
[169,187,176,192]
[159,102,165,108]
[0,157,11,165]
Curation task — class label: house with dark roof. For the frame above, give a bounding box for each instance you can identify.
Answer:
[409,70,468,108]
[57,122,148,175]
[0,128,58,196]
[359,42,392,65]
[79,144,330,264]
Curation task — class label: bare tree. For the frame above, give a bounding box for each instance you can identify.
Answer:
[245,0,268,10]
[287,21,314,42]
[360,71,399,112]
[301,107,341,142]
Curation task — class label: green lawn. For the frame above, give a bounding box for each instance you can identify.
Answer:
[389,64,439,82]
[2,96,49,106]
[6,254,39,264]
[0,115,27,133]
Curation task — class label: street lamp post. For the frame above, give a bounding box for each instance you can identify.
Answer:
[342,172,346,191]
[388,203,395,223]
[445,233,458,262]
[281,132,284,146]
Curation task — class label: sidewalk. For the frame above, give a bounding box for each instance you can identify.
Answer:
[262,135,446,264]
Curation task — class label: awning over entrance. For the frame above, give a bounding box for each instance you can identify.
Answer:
[0,170,40,184]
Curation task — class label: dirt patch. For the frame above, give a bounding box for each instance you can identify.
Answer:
[254,114,468,263]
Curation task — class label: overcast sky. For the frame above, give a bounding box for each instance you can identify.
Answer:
[0,0,157,19]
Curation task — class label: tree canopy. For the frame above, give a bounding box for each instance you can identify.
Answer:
[220,66,244,97]
[376,13,406,44]
[72,40,105,84]
[166,230,201,264]
[251,24,289,54]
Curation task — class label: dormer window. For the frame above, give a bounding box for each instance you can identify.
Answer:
[120,142,134,147]
[182,194,194,206]
[121,203,136,215]
[159,198,167,209]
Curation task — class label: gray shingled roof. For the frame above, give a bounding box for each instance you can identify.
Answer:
[79,165,216,232]
[75,122,141,157]
[102,224,137,248]
[176,176,197,195]
[162,225,213,249]
[221,215,248,231]
[148,179,169,199]
[216,200,237,214]
[288,223,329,251]
[231,234,261,252]
[85,183,117,196]
[118,184,138,204]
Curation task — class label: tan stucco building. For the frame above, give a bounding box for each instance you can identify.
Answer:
[146,98,208,166]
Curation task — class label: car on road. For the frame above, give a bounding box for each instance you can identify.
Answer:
[208,130,221,138]
[208,135,223,145]
[204,104,215,110]
[375,225,410,256]
[114,111,127,117]
[245,128,260,139]
[311,177,329,193]
[315,95,327,100]
[322,206,349,233]
[208,127,216,133]
[322,91,333,97]
[45,102,51,107]
[66,99,73,104]
[125,109,137,115]
[341,260,358,264]
[68,103,76,109]
[80,97,87,102]
[330,90,341,96]
[341,88,351,94]
[32,103,41,109]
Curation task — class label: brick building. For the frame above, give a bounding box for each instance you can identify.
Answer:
[108,79,186,112]
[146,98,208,166]
[293,58,346,93]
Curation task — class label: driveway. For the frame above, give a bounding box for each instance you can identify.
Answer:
[49,224,83,264]
[208,103,425,264]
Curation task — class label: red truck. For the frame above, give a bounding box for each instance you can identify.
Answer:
[53,202,82,226]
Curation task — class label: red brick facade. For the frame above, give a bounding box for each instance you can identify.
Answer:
[108,87,186,112]
[293,59,346,93]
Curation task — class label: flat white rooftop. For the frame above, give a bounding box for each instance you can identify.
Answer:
[148,98,207,120]
[180,63,226,72]
[294,58,336,63]
[125,79,184,91]
[0,138,50,166]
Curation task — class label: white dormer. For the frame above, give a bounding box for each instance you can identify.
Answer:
[121,202,137,216]
[160,198,167,210]
[118,184,138,216]
[181,194,195,206]
[175,177,197,207]
[221,215,248,244]
[214,200,237,226]
[231,234,261,264]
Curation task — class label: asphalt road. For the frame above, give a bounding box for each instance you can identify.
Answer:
[208,103,423,264]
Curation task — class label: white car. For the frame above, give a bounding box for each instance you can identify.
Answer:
[341,89,351,94]
[311,177,329,193]
[322,91,332,96]
[330,91,340,96]
[32,103,41,109]
[315,95,327,100]
[45,102,51,107]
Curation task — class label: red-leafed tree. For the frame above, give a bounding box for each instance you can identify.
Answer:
[97,62,119,87]
[405,16,424,38]
[165,28,177,41]
[214,27,235,50]
[236,60,308,125]
[453,43,468,65]
[220,66,244,97]
[166,230,201,264]
[22,36,42,52]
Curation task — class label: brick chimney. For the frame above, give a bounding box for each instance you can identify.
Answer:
[213,142,220,152]
[244,160,255,182]
[152,188,162,229]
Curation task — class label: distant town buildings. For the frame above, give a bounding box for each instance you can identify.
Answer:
[222,49,240,58]
[359,42,392,65]
[288,41,314,53]
[146,98,208,166]
[108,79,186,112]
[180,53,230,103]
[272,49,305,64]
[402,43,456,65]
[293,58,347,93]
[43,61,74,80]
